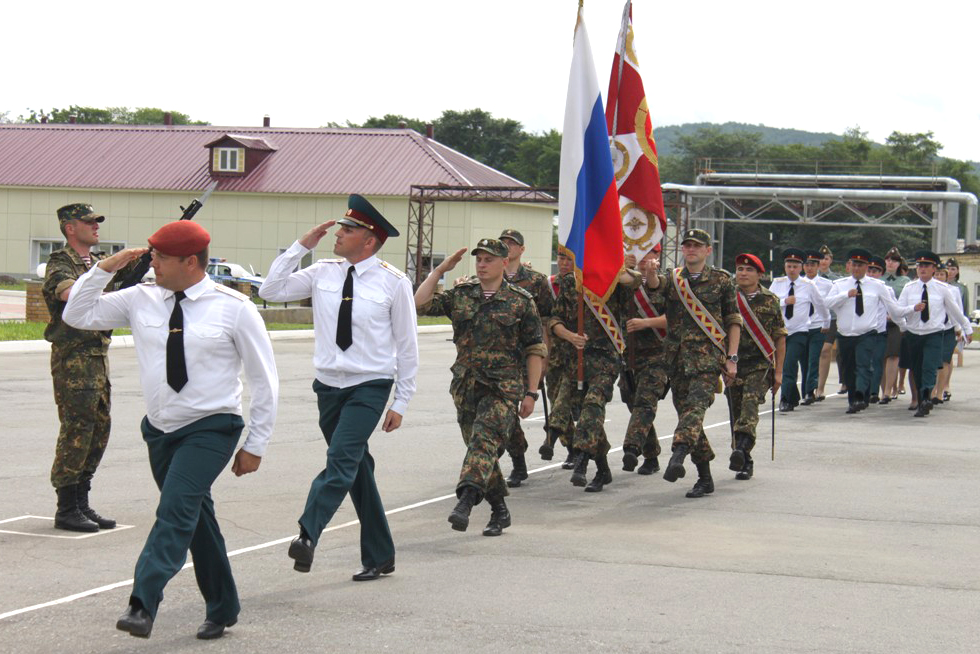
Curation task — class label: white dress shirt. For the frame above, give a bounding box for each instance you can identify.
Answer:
[63,267,279,456]
[769,275,828,335]
[260,241,418,416]
[803,273,834,329]
[825,275,909,337]
[899,278,973,336]
[872,283,890,333]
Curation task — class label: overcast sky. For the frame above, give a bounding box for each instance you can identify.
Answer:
[5,0,978,161]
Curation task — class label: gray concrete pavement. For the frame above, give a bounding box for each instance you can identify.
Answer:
[0,332,978,653]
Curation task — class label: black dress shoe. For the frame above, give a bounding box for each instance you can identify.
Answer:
[288,535,315,573]
[868,394,879,404]
[197,618,236,640]
[879,396,892,405]
[352,558,395,581]
[778,401,794,413]
[846,404,860,414]
[801,393,816,406]
[116,605,153,638]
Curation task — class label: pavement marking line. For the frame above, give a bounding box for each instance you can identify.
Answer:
[0,515,135,540]
[0,394,840,621]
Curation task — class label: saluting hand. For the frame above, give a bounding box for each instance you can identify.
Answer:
[231,449,261,476]
[299,221,337,250]
[98,247,149,273]
[438,247,468,274]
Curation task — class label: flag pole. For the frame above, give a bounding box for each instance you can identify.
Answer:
[577,287,585,390]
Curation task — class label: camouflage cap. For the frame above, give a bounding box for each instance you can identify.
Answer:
[499,229,524,246]
[471,238,509,258]
[57,203,105,224]
[681,228,711,246]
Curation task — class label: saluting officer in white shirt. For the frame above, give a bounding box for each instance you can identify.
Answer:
[64,220,279,641]
[260,193,419,583]
[897,250,973,417]
[769,248,827,411]
[825,248,908,414]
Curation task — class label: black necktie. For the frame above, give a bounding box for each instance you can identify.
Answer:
[855,281,864,316]
[167,291,188,392]
[920,284,930,323]
[785,281,795,319]
[336,266,354,350]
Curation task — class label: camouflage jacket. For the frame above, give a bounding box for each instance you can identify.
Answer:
[42,248,112,353]
[505,263,553,321]
[624,275,667,367]
[736,285,787,374]
[652,265,742,376]
[548,270,641,366]
[418,279,547,400]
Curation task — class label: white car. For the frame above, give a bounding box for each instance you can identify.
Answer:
[970,310,980,325]
[206,261,264,297]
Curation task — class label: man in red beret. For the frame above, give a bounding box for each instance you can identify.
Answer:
[729,254,786,480]
[63,220,279,640]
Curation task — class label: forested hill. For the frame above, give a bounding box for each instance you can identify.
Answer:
[653,122,844,157]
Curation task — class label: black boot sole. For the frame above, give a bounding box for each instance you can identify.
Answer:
[54,518,99,533]
[570,471,588,487]
[287,541,313,573]
[538,444,554,460]
[729,449,745,471]
[622,451,638,471]
[448,513,469,532]
[637,460,659,475]
[663,463,686,483]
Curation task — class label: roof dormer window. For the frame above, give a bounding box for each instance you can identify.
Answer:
[214,147,244,173]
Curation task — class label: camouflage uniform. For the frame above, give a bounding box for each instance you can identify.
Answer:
[545,275,573,446]
[43,246,115,489]
[621,275,668,460]
[501,264,553,458]
[730,286,786,455]
[418,280,546,503]
[549,271,641,457]
[653,265,742,463]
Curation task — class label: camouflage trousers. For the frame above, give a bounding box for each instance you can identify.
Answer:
[729,367,772,455]
[543,362,566,446]
[568,360,616,458]
[669,371,718,464]
[451,374,513,502]
[622,365,667,459]
[50,350,111,488]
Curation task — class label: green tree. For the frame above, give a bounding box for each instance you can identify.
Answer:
[433,108,527,174]
[508,129,561,188]
[17,105,207,125]
[361,113,428,132]
[885,130,942,170]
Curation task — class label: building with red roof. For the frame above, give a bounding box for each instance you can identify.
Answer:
[0,123,555,279]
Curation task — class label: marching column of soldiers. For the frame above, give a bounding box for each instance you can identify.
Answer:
[416,228,974,506]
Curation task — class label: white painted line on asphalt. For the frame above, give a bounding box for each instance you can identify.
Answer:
[0,515,135,540]
[0,394,839,622]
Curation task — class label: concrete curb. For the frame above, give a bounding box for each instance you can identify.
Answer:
[0,324,454,355]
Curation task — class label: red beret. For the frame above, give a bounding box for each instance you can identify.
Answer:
[148,221,211,256]
[735,253,765,274]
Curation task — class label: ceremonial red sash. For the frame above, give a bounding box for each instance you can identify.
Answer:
[633,287,666,340]
[736,290,776,364]
[549,274,559,301]
[671,268,726,353]
[584,288,625,354]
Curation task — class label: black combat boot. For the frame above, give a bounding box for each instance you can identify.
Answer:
[685,461,714,498]
[729,435,752,472]
[539,430,560,460]
[561,445,576,470]
[54,485,99,533]
[448,487,481,532]
[482,496,512,537]
[621,445,640,472]
[735,458,754,480]
[506,453,529,488]
[662,444,689,483]
[77,473,116,529]
[569,450,591,487]
[585,454,612,492]
[637,457,659,475]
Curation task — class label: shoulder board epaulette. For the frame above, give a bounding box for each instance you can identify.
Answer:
[214,285,249,301]
[714,268,733,278]
[456,277,480,287]
[315,258,345,264]
[378,260,406,278]
[140,281,157,286]
[773,275,787,282]
[509,284,534,300]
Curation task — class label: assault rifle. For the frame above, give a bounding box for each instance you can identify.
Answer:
[118,180,219,289]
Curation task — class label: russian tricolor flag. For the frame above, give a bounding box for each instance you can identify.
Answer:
[558,1,624,303]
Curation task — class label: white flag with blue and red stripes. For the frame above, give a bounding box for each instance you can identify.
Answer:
[558,1,624,303]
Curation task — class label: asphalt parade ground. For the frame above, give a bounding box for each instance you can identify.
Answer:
[1,332,978,653]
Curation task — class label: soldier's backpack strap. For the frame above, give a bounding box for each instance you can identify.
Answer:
[670,267,726,353]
